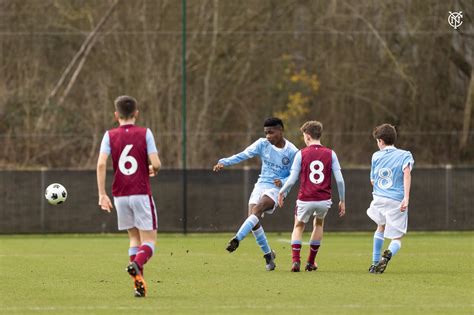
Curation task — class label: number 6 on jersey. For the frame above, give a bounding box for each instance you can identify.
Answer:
[119,144,138,175]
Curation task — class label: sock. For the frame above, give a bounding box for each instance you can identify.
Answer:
[134,242,155,269]
[307,240,321,264]
[373,231,384,264]
[252,226,271,255]
[128,246,139,262]
[235,214,259,241]
[291,241,302,263]
[388,240,402,257]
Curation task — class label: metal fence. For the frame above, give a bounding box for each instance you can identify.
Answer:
[0,166,472,234]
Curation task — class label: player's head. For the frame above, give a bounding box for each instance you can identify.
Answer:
[300,120,323,144]
[373,123,397,148]
[114,95,138,120]
[263,117,284,145]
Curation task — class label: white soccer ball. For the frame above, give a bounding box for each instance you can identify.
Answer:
[45,183,67,205]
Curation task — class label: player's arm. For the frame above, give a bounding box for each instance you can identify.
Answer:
[332,151,346,217]
[146,129,161,176]
[333,170,346,217]
[400,165,412,212]
[278,151,302,207]
[96,152,113,213]
[400,153,414,212]
[148,153,161,177]
[213,139,262,172]
[97,132,113,212]
[370,155,375,186]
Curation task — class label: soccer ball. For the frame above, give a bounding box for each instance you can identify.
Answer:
[45,183,67,205]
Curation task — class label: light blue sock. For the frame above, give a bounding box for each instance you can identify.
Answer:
[372,231,384,264]
[142,242,155,254]
[235,214,259,241]
[252,226,271,255]
[388,240,401,257]
[128,246,139,257]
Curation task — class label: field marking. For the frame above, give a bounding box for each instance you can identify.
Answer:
[277,238,309,245]
[2,303,473,312]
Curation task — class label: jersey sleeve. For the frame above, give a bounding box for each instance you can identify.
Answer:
[402,151,414,171]
[218,138,263,166]
[331,151,345,201]
[370,153,376,182]
[146,129,158,154]
[331,151,341,171]
[279,151,302,195]
[99,131,111,155]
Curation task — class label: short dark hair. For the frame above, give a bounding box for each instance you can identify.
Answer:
[114,95,137,119]
[263,117,284,129]
[373,123,397,145]
[300,120,323,140]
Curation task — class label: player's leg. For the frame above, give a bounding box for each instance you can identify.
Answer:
[367,197,387,273]
[134,230,157,273]
[127,230,156,297]
[306,217,323,271]
[376,236,402,273]
[370,225,385,273]
[250,196,277,271]
[226,185,267,252]
[225,203,258,252]
[387,236,402,257]
[126,195,158,297]
[127,227,141,263]
[115,197,144,296]
[226,186,275,252]
[375,199,407,274]
[250,195,275,252]
[291,217,305,272]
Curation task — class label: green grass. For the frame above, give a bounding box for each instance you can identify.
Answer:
[0,232,473,314]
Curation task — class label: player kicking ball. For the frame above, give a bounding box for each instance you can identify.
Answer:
[213,117,298,271]
[278,121,345,272]
[97,96,161,297]
[367,124,414,274]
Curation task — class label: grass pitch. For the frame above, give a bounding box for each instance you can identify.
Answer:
[0,232,472,314]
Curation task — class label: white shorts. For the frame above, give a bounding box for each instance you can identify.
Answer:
[114,195,158,231]
[295,199,332,223]
[367,195,407,239]
[249,185,279,214]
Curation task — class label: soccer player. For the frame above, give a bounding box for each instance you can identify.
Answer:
[96,95,161,297]
[367,123,414,274]
[213,117,298,271]
[278,121,346,272]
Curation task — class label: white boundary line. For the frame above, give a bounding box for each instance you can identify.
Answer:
[2,304,472,312]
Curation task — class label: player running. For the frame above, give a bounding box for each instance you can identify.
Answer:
[278,120,345,272]
[367,123,414,274]
[97,95,161,297]
[213,117,298,271]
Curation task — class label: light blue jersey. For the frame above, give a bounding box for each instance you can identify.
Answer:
[218,138,298,188]
[371,146,414,201]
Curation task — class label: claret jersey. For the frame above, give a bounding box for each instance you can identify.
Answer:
[297,145,335,201]
[100,124,158,196]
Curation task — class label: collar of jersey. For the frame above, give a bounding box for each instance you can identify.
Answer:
[270,138,288,151]
[382,145,396,151]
